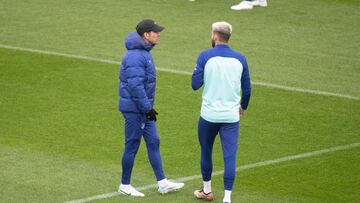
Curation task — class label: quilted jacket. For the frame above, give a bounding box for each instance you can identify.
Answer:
[118,31,156,114]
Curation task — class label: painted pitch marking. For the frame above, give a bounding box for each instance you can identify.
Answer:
[65,142,360,203]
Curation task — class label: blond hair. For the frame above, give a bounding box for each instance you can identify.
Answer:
[212,21,232,42]
[212,21,232,35]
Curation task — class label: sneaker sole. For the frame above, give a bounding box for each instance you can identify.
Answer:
[194,191,214,201]
[159,185,185,194]
[118,190,130,196]
[118,189,144,197]
[231,7,253,10]
[195,195,214,201]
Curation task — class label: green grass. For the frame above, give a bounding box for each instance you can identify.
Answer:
[1,48,359,202]
[1,0,359,96]
[0,0,359,202]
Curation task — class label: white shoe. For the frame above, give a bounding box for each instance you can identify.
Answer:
[231,1,253,10]
[158,180,185,194]
[252,0,267,7]
[118,184,145,197]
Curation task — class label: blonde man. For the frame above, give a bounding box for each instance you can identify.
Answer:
[192,22,251,203]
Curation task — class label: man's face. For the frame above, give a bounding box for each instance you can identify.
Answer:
[144,31,161,45]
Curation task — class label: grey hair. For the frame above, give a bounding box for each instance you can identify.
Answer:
[212,21,232,35]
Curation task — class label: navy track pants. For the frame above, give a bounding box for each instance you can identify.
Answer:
[121,113,165,184]
[198,117,240,190]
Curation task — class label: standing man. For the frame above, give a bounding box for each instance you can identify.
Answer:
[192,21,251,203]
[118,19,184,197]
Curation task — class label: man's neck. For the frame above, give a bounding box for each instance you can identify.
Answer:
[143,37,150,44]
[215,41,227,46]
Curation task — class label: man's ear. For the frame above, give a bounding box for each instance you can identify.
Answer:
[211,32,217,40]
[144,32,150,39]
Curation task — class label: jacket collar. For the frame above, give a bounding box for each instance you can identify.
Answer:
[214,44,229,49]
[125,31,154,51]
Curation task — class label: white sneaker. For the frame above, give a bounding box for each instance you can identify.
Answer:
[158,180,185,194]
[252,0,267,7]
[231,1,253,10]
[118,184,145,197]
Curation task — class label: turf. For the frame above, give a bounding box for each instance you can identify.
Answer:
[1,48,359,202]
[0,0,359,202]
[1,0,359,96]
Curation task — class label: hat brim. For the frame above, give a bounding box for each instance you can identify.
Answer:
[152,24,165,33]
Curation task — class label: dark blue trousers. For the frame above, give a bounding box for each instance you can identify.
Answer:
[198,117,240,190]
[121,113,165,184]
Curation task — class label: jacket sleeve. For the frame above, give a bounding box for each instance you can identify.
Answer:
[240,57,251,110]
[192,52,206,90]
[125,53,152,113]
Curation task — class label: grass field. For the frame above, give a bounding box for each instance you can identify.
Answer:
[1,0,359,202]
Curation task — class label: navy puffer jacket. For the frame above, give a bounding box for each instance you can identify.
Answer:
[118,31,156,114]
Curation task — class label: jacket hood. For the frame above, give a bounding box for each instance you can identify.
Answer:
[125,31,153,51]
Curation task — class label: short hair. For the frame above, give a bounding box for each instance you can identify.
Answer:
[212,21,232,42]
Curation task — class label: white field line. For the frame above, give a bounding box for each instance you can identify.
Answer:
[65,142,360,203]
[1,44,359,101]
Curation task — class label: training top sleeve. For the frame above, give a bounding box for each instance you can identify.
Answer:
[192,52,206,90]
[240,57,251,110]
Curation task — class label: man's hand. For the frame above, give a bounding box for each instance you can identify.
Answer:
[146,109,158,121]
[239,108,245,117]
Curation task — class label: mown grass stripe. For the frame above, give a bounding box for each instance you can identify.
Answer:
[1,44,359,101]
[65,142,360,203]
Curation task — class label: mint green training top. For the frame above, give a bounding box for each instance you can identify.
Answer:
[191,44,251,123]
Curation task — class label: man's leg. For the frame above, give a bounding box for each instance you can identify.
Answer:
[198,117,219,183]
[143,120,184,194]
[121,114,143,184]
[194,117,219,201]
[219,121,240,203]
[119,113,144,197]
[143,120,166,181]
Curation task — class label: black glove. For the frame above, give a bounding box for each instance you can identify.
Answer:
[146,109,158,121]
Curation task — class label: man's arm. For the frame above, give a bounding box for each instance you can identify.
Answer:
[125,54,152,113]
[192,53,206,90]
[240,58,251,110]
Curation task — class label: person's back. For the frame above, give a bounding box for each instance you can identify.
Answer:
[195,46,249,123]
[192,21,251,203]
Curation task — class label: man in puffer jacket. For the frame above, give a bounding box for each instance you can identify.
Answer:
[118,19,184,197]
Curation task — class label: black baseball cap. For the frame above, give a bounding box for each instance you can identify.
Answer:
[136,19,165,36]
